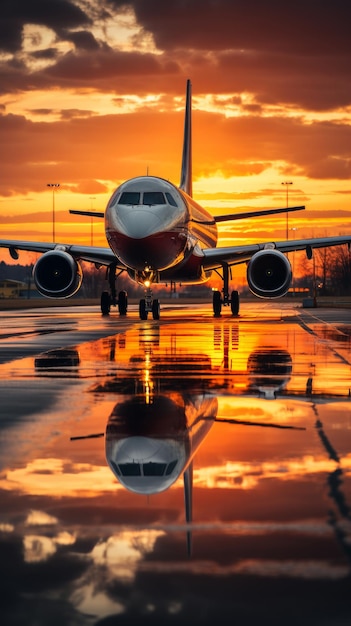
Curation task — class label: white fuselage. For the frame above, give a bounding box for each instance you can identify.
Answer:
[105,176,217,285]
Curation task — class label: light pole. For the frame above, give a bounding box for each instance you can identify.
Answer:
[89,196,96,246]
[290,227,298,294]
[281,181,293,239]
[47,183,60,242]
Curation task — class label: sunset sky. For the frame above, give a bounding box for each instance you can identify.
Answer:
[1,0,351,254]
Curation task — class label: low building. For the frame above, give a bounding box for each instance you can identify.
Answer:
[0,279,28,299]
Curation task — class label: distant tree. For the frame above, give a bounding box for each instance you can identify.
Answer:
[0,261,33,283]
[314,246,333,295]
[311,244,351,296]
[328,245,351,295]
[296,245,351,297]
[297,252,314,292]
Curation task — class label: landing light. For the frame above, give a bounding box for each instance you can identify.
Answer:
[144,280,151,288]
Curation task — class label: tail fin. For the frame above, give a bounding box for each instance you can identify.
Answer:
[183,461,193,557]
[180,79,192,197]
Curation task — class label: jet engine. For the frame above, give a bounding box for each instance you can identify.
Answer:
[247,249,292,298]
[33,250,83,298]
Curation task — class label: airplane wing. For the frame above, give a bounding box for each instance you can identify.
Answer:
[0,239,119,267]
[70,204,306,225]
[1,234,350,270]
[69,209,104,218]
[214,205,305,223]
[202,235,351,269]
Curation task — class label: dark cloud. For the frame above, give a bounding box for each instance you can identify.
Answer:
[25,107,96,121]
[121,0,351,57]
[31,48,59,60]
[1,522,350,626]
[0,0,92,53]
[47,48,174,81]
[0,64,50,96]
[214,50,351,111]
[0,0,350,112]
[59,108,96,120]
[64,29,101,51]
[28,108,58,118]
[2,107,351,198]
[1,42,349,112]
[102,0,351,111]
[0,49,180,96]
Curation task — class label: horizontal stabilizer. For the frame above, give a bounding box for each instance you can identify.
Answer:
[70,209,105,218]
[215,205,305,223]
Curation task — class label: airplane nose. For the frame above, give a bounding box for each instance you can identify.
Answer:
[118,436,160,461]
[115,208,163,238]
[107,205,187,271]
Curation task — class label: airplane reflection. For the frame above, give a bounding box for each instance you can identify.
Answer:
[69,341,305,555]
[35,348,80,370]
[247,347,292,398]
[314,409,351,568]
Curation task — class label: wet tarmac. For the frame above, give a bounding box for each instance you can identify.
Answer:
[0,300,350,626]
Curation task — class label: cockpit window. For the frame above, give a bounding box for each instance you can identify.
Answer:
[143,462,167,476]
[165,459,178,475]
[119,463,141,476]
[117,460,178,477]
[117,191,176,206]
[110,460,121,476]
[118,192,141,205]
[143,192,165,205]
[165,192,178,207]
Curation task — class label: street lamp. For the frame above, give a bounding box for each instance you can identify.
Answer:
[47,183,60,242]
[281,181,293,239]
[290,227,298,294]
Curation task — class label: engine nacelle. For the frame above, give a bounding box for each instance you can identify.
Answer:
[247,249,292,298]
[33,250,83,298]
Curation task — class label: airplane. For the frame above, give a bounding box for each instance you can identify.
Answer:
[68,345,306,556]
[1,79,351,320]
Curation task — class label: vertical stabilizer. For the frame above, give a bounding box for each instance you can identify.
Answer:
[180,79,192,197]
[183,461,193,557]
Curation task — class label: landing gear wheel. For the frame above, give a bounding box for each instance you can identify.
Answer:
[152,299,160,320]
[213,291,222,317]
[230,290,239,316]
[101,291,111,315]
[118,290,128,315]
[139,298,148,320]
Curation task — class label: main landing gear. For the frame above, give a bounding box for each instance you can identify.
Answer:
[101,264,128,316]
[101,289,128,316]
[212,263,240,317]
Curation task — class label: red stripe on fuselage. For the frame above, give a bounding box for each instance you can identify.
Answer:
[161,250,212,284]
[107,229,187,272]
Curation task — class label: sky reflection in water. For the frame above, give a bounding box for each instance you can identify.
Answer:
[0,315,350,625]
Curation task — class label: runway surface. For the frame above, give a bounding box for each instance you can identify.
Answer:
[0,299,350,626]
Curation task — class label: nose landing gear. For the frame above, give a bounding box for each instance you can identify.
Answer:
[139,287,160,320]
